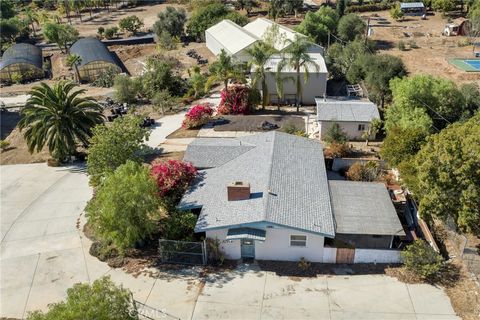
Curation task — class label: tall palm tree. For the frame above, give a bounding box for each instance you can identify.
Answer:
[276,35,319,112]
[205,49,245,93]
[66,54,82,82]
[246,41,277,109]
[18,81,104,162]
[23,6,39,37]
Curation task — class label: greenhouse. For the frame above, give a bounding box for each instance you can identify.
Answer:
[70,37,121,82]
[0,43,44,83]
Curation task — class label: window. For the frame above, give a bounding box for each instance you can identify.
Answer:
[358,124,366,131]
[290,235,307,247]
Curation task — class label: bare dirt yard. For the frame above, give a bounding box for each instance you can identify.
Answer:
[364,10,480,85]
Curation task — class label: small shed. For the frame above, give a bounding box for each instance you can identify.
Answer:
[400,2,426,16]
[69,37,121,82]
[0,43,44,83]
[443,18,470,36]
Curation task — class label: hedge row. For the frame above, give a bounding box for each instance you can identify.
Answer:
[346,3,393,13]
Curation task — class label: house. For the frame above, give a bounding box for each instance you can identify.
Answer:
[179,132,405,263]
[0,43,44,83]
[70,37,122,82]
[400,2,426,16]
[205,18,328,105]
[315,97,380,140]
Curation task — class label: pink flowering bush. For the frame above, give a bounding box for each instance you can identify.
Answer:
[217,84,255,115]
[150,160,197,204]
[182,104,214,129]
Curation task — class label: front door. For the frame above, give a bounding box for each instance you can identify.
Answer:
[241,239,255,258]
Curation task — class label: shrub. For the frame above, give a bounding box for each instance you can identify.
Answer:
[324,122,347,144]
[346,161,381,181]
[398,40,407,51]
[141,57,186,99]
[157,30,178,50]
[206,237,225,266]
[346,2,392,13]
[86,161,160,253]
[97,26,105,37]
[104,26,118,39]
[119,15,144,35]
[337,13,366,42]
[92,66,119,88]
[162,211,197,241]
[390,3,404,20]
[113,74,140,103]
[87,115,150,187]
[401,240,443,279]
[298,257,311,272]
[182,104,214,129]
[217,84,254,115]
[26,276,137,320]
[11,72,23,84]
[328,142,350,158]
[150,160,197,204]
[408,40,419,49]
[0,140,10,151]
[283,122,307,137]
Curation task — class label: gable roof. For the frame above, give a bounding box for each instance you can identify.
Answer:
[205,19,259,55]
[400,2,425,9]
[243,18,303,51]
[315,97,380,122]
[329,181,405,236]
[179,131,335,237]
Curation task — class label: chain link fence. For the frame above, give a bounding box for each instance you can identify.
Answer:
[158,239,207,265]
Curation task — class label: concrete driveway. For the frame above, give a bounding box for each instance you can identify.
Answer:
[1,163,459,320]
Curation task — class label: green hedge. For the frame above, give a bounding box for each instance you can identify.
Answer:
[346,3,393,13]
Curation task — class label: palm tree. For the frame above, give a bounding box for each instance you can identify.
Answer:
[66,54,82,82]
[18,81,104,162]
[23,6,39,37]
[246,41,277,109]
[276,35,319,112]
[205,49,245,93]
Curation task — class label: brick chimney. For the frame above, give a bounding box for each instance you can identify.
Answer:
[227,182,250,201]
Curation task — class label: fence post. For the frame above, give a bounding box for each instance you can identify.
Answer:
[203,240,207,265]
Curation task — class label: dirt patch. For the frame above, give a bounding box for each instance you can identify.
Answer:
[0,127,51,165]
[166,127,199,139]
[213,115,305,132]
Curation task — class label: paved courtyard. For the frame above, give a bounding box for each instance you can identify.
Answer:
[1,163,460,319]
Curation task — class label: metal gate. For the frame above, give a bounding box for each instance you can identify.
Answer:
[158,239,207,265]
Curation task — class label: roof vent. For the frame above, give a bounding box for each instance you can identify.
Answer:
[227,182,251,201]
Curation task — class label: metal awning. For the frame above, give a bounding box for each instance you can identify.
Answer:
[226,228,266,241]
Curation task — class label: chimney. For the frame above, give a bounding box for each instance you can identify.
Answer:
[227,182,250,201]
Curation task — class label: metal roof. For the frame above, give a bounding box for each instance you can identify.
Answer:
[315,97,380,122]
[0,43,42,70]
[205,20,259,55]
[400,2,425,9]
[226,228,266,241]
[179,131,335,237]
[243,18,303,51]
[70,37,119,68]
[264,52,328,73]
[329,181,405,236]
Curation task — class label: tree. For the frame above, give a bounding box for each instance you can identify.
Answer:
[246,42,277,109]
[18,82,103,162]
[326,39,370,81]
[152,89,179,115]
[234,0,260,16]
[153,6,187,38]
[113,74,140,103]
[401,240,443,279]
[43,22,79,53]
[118,15,143,35]
[337,14,366,42]
[188,66,207,98]
[336,0,346,18]
[277,35,319,111]
[295,6,338,46]
[283,0,303,18]
[23,6,39,37]
[65,53,82,82]
[363,117,382,145]
[87,115,149,187]
[141,57,184,99]
[186,3,248,40]
[86,161,160,253]
[104,26,119,39]
[390,3,404,20]
[324,122,347,144]
[0,0,15,19]
[206,49,245,92]
[380,126,427,168]
[150,160,197,205]
[432,0,456,13]
[27,276,137,320]
[401,114,480,235]
[162,211,197,241]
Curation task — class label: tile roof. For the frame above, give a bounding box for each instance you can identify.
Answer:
[315,97,380,122]
[179,131,335,237]
[329,181,405,236]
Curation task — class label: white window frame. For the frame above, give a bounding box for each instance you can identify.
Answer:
[290,234,307,247]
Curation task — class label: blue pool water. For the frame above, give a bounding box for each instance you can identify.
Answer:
[465,60,480,70]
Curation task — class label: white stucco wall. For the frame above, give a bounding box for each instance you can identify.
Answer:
[323,247,337,263]
[207,227,326,262]
[354,249,402,264]
[319,121,373,140]
[260,72,327,105]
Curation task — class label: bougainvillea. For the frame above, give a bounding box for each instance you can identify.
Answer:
[150,160,197,204]
[182,103,214,129]
[217,84,255,115]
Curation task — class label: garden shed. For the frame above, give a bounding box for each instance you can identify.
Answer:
[0,43,44,83]
[69,37,121,82]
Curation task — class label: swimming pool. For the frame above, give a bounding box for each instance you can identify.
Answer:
[449,59,480,72]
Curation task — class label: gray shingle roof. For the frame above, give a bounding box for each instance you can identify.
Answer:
[329,181,404,236]
[315,97,380,122]
[179,131,335,237]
